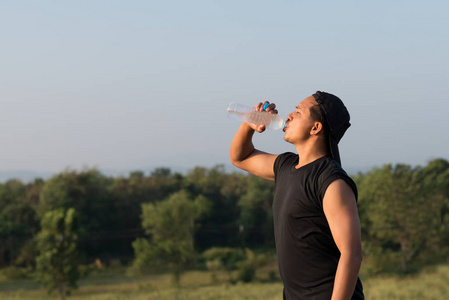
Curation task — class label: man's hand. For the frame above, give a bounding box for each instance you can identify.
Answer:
[229,100,279,181]
[249,101,279,133]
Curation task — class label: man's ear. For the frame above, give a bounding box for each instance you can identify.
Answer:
[310,122,324,136]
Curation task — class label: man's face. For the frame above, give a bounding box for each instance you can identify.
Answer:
[283,95,317,145]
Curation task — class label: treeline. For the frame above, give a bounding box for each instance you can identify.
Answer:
[1,159,448,275]
[0,166,274,270]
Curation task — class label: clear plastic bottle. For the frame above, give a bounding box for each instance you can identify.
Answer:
[226,102,285,130]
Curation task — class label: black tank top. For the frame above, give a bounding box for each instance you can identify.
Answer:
[273,152,364,300]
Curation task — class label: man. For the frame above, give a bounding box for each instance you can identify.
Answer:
[230,91,364,300]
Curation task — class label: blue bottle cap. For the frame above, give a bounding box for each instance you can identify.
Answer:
[263,103,269,111]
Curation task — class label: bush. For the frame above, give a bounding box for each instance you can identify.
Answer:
[237,262,256,283]
[237,249,269,283]
[1,266,29,280]
[361,244,403,275]
[202,248,271,283]
[202,247,246,270]
[206,259,223,271]
[267,270,278,282]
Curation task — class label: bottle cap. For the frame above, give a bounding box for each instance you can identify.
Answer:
[263,103,269,111]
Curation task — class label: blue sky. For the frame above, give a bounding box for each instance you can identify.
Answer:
[1,0,448,178]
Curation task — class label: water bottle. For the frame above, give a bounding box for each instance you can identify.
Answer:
[226,102,285,130]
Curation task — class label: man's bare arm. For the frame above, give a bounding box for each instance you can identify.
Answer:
[323,179,363,300]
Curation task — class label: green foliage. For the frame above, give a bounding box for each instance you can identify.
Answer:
[15,239,38,267]
[131,191,211,286]
[1,159,449,281]
[236,249,268,283]
[0,179,41,267]
[357,159,449,273]
[38,169,111,228]
[202,248,267,283]
[202,247,246,270]
[38,169,118,261]
[35,208,81,300]
[108,168,184,260]
[238,175,275,247]
[202,247,246,283]
[0,266,29,280]
[237,262,255,283]
[185,166,245,249]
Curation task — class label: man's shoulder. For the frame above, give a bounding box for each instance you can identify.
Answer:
[278,151,297,159]
[273,152,297,179]
[316,156,358,200]
[275,152,297,167]
[316,156,348,175]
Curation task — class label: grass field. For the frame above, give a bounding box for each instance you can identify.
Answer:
[1,263,449,299]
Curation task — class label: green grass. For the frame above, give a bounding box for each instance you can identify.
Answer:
[361,264,449,300]
[1,263,449,300]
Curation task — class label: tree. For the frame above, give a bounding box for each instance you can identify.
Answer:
[35,208,81,300]
[107,168,183,260]
[38,169,113,261]
[131,191,210,286]
[0,179,40,267]
[185,165,243,249]
[419,159,449,262]
[238,174,275,248]
[359,163,441,273]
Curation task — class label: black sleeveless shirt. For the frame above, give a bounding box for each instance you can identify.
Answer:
[273,153,364,300]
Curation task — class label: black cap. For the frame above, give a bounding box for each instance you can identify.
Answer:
[312,91,351,166]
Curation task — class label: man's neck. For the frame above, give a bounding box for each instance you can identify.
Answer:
[294,140,329,169]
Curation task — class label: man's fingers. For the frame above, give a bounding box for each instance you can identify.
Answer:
[260,102,278,114]
[255,124,266,133]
